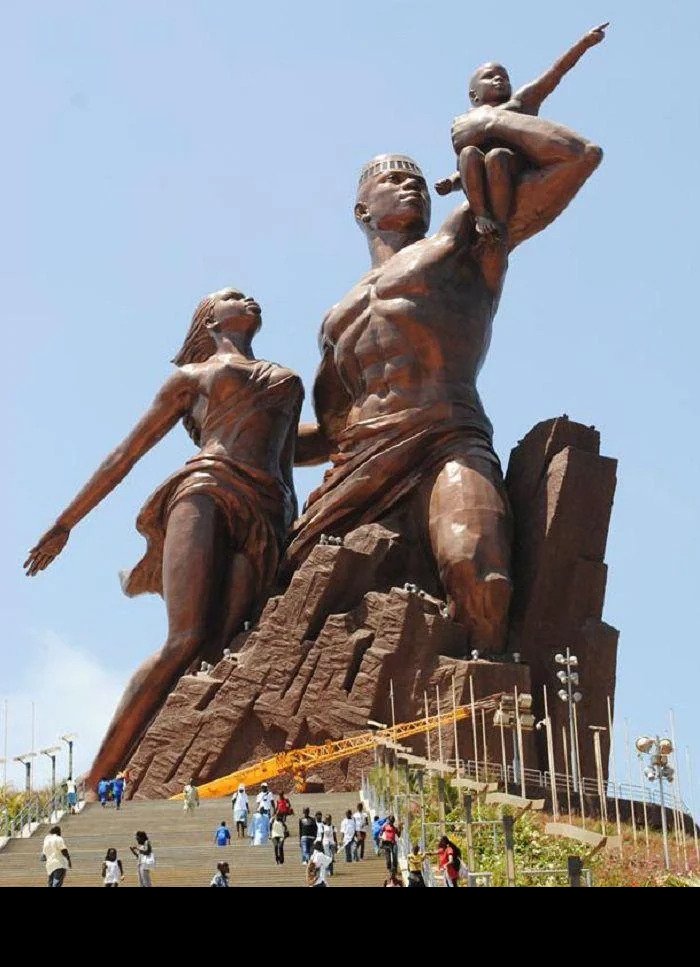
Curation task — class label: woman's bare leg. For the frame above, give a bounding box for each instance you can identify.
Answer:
[202,552,258,662]
[87,495,223,786]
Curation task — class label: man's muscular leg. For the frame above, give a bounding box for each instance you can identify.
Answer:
[424,456,512,654]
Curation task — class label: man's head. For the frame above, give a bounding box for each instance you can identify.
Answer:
[469,62,512,106]
[50,825,61,836]
[355,154,430,239]
[218,861,230,875]
[220,820,227,826]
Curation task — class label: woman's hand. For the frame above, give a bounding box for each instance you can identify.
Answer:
[24,525,70,576]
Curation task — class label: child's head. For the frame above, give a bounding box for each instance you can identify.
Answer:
[412,843,421,854]
[106,847,117,861]
[469,62,512,106]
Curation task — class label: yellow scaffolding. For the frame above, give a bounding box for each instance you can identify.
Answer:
[173,692,505,799]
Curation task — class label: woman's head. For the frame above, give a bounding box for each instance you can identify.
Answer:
[106,847,117,861]
[135,830,148,844]
[438,836,449,849]
[173,287,262,367]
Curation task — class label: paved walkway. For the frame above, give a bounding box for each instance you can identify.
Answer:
[0,793,387,888]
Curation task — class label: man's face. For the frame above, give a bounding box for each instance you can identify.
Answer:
[470,63,512,106]
[357,168,431,235]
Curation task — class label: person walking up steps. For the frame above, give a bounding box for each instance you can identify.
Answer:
[41,824,71,887]
[183,780,199,815]
[271,814,288,864]
[322,814,337,876]
[102,848,124,887]
[210,861,230,887]
[379,816,400,875]
[353,803,369,860]
[407,844,427,887]
[340,810,357,863]
[98,777,109,808]
[307,839,332,888]
[130,830,155,887]
[232,783,249,837]
[298,807,317,863]
[214,820,231,847]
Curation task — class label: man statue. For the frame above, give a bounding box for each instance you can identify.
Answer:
[290,112,603,654]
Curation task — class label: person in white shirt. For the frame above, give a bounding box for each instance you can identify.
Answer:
[183,781,199,814]
[322,813,338,876]
[353,803,370,860]
[231,783,249,837]
[41,824,71,887]
[307,840,333,887]
[256,782,275,816]
[102,847,124,887]
[340,809,357,863]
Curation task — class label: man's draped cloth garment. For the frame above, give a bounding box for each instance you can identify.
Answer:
[286,399,502,568]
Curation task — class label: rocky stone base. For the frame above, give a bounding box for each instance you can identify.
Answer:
[124,416,618,799]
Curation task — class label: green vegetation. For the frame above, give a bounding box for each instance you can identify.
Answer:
[370,765,699,887]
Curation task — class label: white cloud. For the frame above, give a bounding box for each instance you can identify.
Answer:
[2,631,126,790]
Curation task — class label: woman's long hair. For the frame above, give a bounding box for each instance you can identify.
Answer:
[171,294,219,446]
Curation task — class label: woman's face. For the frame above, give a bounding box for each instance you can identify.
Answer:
[209,288,262,334]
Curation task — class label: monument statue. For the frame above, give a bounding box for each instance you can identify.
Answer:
[290,31,606,654]
[435,22,608,238]
[24,288,303,784]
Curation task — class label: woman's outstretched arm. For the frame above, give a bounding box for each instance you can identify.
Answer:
[24,369,198,575]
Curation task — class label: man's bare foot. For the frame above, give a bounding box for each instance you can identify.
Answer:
[475,214,501,235]
[434,177,456,196]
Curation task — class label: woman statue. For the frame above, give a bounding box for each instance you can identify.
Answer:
[24,287,303,786]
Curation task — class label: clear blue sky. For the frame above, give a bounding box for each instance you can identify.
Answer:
[2,2,699,804]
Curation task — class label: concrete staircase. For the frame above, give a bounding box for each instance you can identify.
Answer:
[0,793,386,888]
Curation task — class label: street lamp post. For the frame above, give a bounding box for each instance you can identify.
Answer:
[13,753,37,796]
[555,649,582,793]
[60,734,77,781]
[40,746,62,797]
[636,735,674,870]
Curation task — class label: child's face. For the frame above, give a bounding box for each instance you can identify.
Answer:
[470,63,512,106]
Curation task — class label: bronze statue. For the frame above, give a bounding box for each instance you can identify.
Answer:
[435,23,608,237]
[291,92,604,652]
[24,288,303,785]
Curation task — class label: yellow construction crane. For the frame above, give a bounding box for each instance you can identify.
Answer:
[173,691,513,799]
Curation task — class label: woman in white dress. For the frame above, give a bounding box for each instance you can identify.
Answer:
[232,783,249,837]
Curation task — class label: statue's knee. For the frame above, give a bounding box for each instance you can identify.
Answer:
[485,147,513,170]
[163,629,205,666]
[460,145,483,167]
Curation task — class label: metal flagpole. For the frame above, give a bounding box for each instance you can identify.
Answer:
[543,687,559,821]
[606,696,623,850]
[435,686,444,766]
[469,677,479,786]
[500,713,509,794]
[562,726,572,825]
[424,691,432,763]
[573,702,585,828]
[685,748,700,862]
[669,710,688,871]
[514,686,525,798]
[637,754,651,858]
[451,675,461,779]
[590,726,607,835]
[481,708,489,783]
[623,719,638,846]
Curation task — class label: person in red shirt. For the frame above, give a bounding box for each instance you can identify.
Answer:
[275,792,294,822]
[437,836,461,888]
[379,815,400,875]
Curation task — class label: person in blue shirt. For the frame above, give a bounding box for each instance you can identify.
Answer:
[372,815,386,855]
[97,778,109,808]
[215,821,231,846]
[111,775,125,811]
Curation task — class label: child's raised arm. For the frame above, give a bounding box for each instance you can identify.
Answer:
[514,23,608,114]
